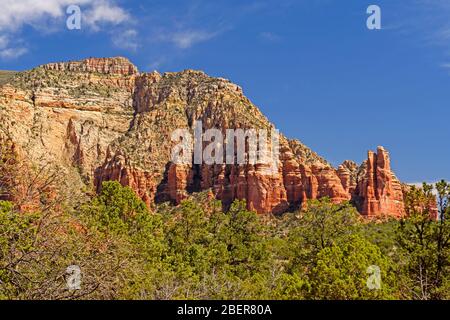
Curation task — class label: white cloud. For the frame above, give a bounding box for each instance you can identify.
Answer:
[112,29,138,51]
[0,47,28,60]
[0,0,129,31]
[0,0,80,32]
[84,0,130,31]
[407,181,439,196]
[259,31,281,42]
[408,182,432,188]
[148,58,166,71]
[0,35,27,60]
[407,2,450,60]
[0,35,9,49]
[161,30,219,49]
[0,0,132,59]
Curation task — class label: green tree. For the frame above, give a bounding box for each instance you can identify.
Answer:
[221,201,270,277]
[286,198,361,274]
[397,182,450,299]
[82,181,150,233]
[0,201,38,299]
[309,234,396,300]
[78,181,166,300]
[0,199,135,300]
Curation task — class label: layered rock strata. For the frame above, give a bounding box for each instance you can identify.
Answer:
[0,57,406,217]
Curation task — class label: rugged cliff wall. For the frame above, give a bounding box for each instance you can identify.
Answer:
[0,57,406,217]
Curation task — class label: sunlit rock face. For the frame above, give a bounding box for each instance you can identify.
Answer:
[352,147,406,218]
[0,57,406,217]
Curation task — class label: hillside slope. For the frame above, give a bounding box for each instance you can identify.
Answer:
[0,57,405,217]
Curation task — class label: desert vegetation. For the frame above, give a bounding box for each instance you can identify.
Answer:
[1,141,449,300]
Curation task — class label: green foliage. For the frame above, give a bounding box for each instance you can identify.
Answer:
[148,199,273,299]
[285,198,361,273]
[276,199,398,300]
[0,201,38,298]
[360,219,399,257]
[436,180,450,220]
[2,179,450,300]
[0,199,131,300]
[82,181,151,234]
[396,182,450,299]
[310,235,396,299]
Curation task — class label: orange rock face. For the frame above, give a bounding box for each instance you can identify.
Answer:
[94,150,157,208]
[162,162,289,214]
[0,57,410,218]
[43,57,138,75]
[353,147,406,218]
[337,160,358,194]
[146,145,404,218]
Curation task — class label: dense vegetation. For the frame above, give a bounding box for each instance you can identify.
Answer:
[1,144,449,299]
[0,178,449,300]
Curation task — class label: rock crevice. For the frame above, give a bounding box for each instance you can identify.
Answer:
[0,57,406,218]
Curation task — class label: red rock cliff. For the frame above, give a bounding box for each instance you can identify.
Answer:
[0,57,408,218]
[353,147,406,218]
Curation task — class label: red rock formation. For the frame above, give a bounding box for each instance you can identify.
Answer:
[281,149,304,208]
[310,164,351,203]
[354,146,406,218]
[231,163,289,214]
[0,134,59,212]
[167,163,192,203]
[93,141,407,219]
[161,146,371,216]
[337,160,358,194]
[94,150,157,208]
[280,147,351,209]
[0,57,413,218]
[164,162,289,214]
[165,145,412,219]
[43,57,138,75]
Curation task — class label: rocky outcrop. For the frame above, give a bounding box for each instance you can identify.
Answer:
[0,57,408,218]
[43,57,138,75]
[338,160,358,194]
[353,147,406,218]
[93,149,157,207]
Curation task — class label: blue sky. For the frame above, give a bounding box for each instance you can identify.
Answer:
[0,0,449,183]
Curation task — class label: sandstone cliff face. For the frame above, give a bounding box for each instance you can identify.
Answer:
[352,147,406,218]
[43,57,138,76]
[337,160,358,194]
[0,57,406,217]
